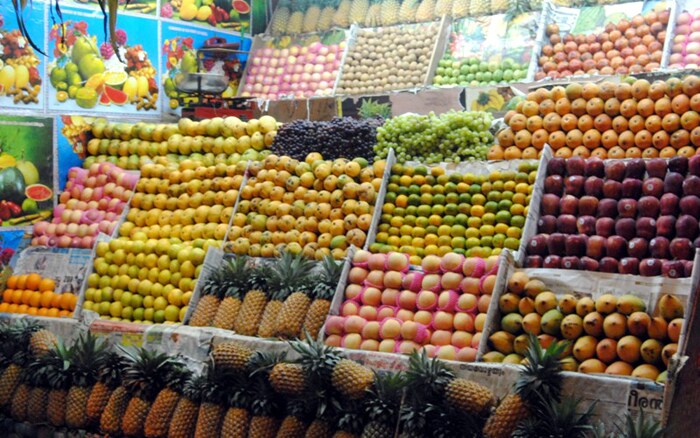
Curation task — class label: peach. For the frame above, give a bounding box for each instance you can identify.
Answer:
[433,311,454,330]
[456,347,478,362]
[383,271,403,289]
[362,321,380,339]
[344,315,368,334]
[451,331,473,348]
[440,252,464,273]
[381,288,399,306]
[361,287,382,306]
[436,345,458,360]
[367,253,386,270]
[398,290,417,310]
[457,294,478,312]
[431,330,452,346]
[480,275,496,294]
[398,340,420,354]
[395,309,415,322]
[421,254,442,273]
[402,272,424,291]
[471,332,483,349]
[475,313,487,331]
[462,257,485,277]
[414,310,433,326]
[345,284,363,301]
[417,291,438,310]
[360,339,379,351]
[421,344,437,358]
[421,274,441,291]
[358,305,378,321]
[380,318,402,339]
[477,294,492,313]
[365,270,384,288]
[324,315,346,335]
[386,252,409,272]
[352,249,370,265]
[440,272,463,290]
[341,301,359,316]
[324,334,342,347]
[341,333,362,349]
[460,277,481,295]
[453,312,475,332]
[485,255,499,272]
[348,267,368,284]
[378,339,397,353]
[377,306,396,321]
[400,320,426,341]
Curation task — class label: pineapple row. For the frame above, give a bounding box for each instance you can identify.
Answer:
[189,251,343,341]
[270,0,518,36]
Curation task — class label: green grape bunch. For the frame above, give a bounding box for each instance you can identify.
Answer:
[374,111,495,164]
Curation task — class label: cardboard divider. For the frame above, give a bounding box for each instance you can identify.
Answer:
[515,144,551,266]
[364,148,396,250]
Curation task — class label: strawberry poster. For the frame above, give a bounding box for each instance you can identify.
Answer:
[0,0,45,110]
[46,6,159,115]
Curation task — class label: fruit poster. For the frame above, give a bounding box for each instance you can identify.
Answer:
[63,0,158,16]
[161,22,251,114]
[56,115,94,190]
[46,6,160,115]
[0,115,54,229]
[160,0,252,34]
[0,0,45,110]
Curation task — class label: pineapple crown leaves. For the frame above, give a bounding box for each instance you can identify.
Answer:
[358,98,392,120]
[365,371,406,423]
[399,403,429,437]
[35,340,75,391]
[201,361,236,405]
[613,409,665,438]
[266,250,315,300]
[515,334,569,407]
[4,320,43,366]
[312,255,344,300]
[248,262,273,292]
[288,336,342,388]
[285,396,317,423]
[248,350,287,378]
[164,364,192,393]
[405,350,455,404]
[226,372,254,409]
[97,351,129,389]
[424,402,484,438]
[335,398,368,434]
[212,255,251,299]
[119,347,184,402]
[512,394,597,438]
[183,372,208,403]
[70,332,108,388]
[249,375,284,417]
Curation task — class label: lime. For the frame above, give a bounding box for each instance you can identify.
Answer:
[504,237,520,250]
[511,215,526,228]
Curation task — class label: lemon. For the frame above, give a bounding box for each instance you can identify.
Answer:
[104,70,128,88]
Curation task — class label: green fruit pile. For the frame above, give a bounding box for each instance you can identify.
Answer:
[433,57,528,87]
[370,162,537,263]
[374,110,494,164]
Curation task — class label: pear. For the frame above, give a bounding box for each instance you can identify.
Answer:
[503,353,524,364]
[523,278,546,299]
[518,297,535,315]
[498,293,521,314]
[579,358,606,374]
[560,357,579,372]
[632,364,660,381]
[513,334,529,355]
[482,351,505,363]
[507,272,530,295]
[605,361,634,376]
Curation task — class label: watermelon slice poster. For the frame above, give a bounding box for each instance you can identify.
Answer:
[0,115,54,229]
[160,0,252,34]
[46,6,160,116]
[161,22,251,116]
[0,0,45,111]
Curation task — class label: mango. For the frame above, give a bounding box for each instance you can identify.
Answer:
[540,309,563,336]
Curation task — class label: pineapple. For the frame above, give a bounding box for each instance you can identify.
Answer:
[380,0,401,26]
[10,381,30,422]
[220,375,253,438]
[26,365,49,425]
[306,419,333,437]
[361,373,404,438]
[189,264,228,327]
[434,0,454,17]
[263,251,313,338]
[302,255,343,339]
[399,0,420,22]
[276,398,312,437]
[212,341,254,372]
[211,256,250,330]
[0,320,41,407]
[144,367,191,438]
[248,352,286,438]
[287,0,306,35]
[331,359,374,400]
[445,378,494,417]
[303,0,322,33]
[87,351,127,425]
[29,329,58,357]
[100,385,130,434]
[451,0,470,17]
[490,0,508,14]
[194,362,231,438]
[42,340,75,427]
[349,0,369,23]
[316,0,339,31]
[333,0,352,27]
[483,336,568,438]
[270,362,306,396]
[168,374,205,438]
[271,0,292,36]
[364,0,383,26]
[121,347,183,437]
[468,0,491,16]
[275,254,316,339]
[234,263,272,336]
[415,0,436,21]
[66,333,108,429]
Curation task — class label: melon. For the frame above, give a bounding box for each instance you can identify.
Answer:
[232,0,250,14]
[25,184,53,202]
[0,167,26,204]
[99,92,111,106]
[15,160,39,185]
[104,85,128,105]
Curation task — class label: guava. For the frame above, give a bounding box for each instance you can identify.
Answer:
[78,54,105,81]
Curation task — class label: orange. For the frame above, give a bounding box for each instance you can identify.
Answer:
[572,146,591,157]
[659,147,676,158]
[626,147,643,158]
[487,145,504,160]
[7,304,18,313]
[6,275,17,289]
[17,304,28,314]
[50,293,62,309]
[642,148,659,158]
[28,292,41,308]
[25,273,41,291]
[591,147,607,159]
[678,146,696,157]
[47,308,59,318]
[27,307,38,316]
[11,289,22,304]
[0,303,8,313]
[58,310,70,318]
[555,147,573,158]
[522,147,538,159]
[2,289,12,303]
[60,293,76,311]
[37,307,49,317]
[504,146,522,160]
[39,278,55,292]
[16,275,27,290]
[40,291,53,308]
[21,290,33,305]
[608,146,626,159]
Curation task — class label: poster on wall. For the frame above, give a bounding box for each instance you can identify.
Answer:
[63,0,158,16]
[56,115,93,190]
[46,6,160,116]
[0,1,45,111]
[0,115,54,228]
[159,0,252,34]
[161,21,251,116]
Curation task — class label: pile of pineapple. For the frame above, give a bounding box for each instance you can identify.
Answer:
[189,251,343,340]
[0,319,659,437]
[269,0,523,36]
